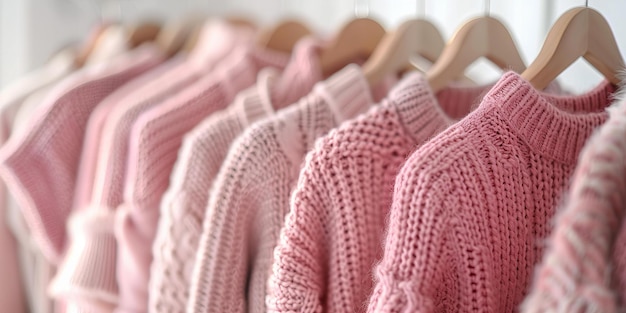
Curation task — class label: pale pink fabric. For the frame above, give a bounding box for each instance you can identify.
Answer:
[51,24,251,312]
[0,46,75,313]
[115,44,290,313]
[521,96,626,313]
[149,38,323,313]
[267,73,489,313]
[73,56,185,212]
[0,44,163,264]
[188,65,394,313]
[367,72,615,313]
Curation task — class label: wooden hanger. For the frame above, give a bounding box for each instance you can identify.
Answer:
[226,15,257,30]
[362,19,444,86]
[156,17,205,57]
[127,21,162,48]
[75,22,115,67]
[426,16,526,92]
[256,19,312,54]
[522,7,624,90]
[319,17,386,78]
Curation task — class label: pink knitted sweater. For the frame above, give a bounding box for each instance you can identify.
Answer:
[367,72,615,313]
[52,25,254,313]
[188,64,394,313]
[0,45,163,263]
[149,38,322,313]
[0,46,77,313]
[521,96,626,313]
[115,45,290,313]
[73,56,185,212]
[267,73,489,313]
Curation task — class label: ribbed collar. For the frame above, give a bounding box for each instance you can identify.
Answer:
[482,71,615,164]
[236,38,324,126]
[315,64,376,124]
[213,44,290,100]
[389,72,490,144]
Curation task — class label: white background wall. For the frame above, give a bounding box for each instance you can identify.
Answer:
[2,0,625,92]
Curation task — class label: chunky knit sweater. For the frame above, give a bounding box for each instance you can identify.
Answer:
[188,64,393,313]
[115,44,290,313]
[267,73,489,313]
[149,38,322,313]
[521,96,626,313]
[366,72,615,313]
[0,45,163,263]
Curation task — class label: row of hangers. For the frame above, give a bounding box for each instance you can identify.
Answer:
[75,0,625,92]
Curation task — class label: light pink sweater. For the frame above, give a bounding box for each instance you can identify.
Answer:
[52,25,254,313]
[0,45,163,263]
[73,55,185,212]
[115,44,290,313]
[149,38,322,313]
[267,73,489,313]
[366,72,615,313]
[188,64,394,313]
[0,45,77,313]
[521,96,626,313]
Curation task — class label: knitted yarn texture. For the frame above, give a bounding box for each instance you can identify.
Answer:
[367,72,615,313]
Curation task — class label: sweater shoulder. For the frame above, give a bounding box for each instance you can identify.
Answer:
[308,103,408,161]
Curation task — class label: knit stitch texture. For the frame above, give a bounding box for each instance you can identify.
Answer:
[521,96,626,313]
[267,73,489,313]
[187,64,394,313]
[52,24,254,313]
[115,44,290,313]
[367,72,615,313]
[149,38,322,313]
[0,45,163,263]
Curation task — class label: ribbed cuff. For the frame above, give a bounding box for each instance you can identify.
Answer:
[50,209,119,307]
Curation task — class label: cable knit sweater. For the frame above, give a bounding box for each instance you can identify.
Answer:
[267,73,489,313]
[52,24,257,313]
[188,64,394,313]
[115,44,289,313]
[149,38,322,313]
[367,72,615,313]
[521,96,626,313]
[0,45,163,263]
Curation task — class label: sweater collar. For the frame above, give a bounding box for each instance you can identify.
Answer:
[388,72,490,144]
[236,38,324,127]
[482,71,615,165]
[315,64,378,125]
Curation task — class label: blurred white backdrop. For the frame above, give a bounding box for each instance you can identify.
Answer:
[1,0,625,92]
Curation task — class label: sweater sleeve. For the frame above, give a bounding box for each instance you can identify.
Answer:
[367,157,457,313]
[266,158,329,313]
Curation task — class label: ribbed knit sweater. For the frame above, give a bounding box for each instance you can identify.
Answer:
[521,96,626,313]
[367,72,615,313]
[0,45,163,263]
[149,38,322,313]
[73,55,185,213]
[115,44,290,313]
[188,64,394,313]
[0,47,76,313]
[52,24,256,313]
[267,73,489,313]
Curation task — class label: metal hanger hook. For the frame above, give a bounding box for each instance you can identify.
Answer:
[354,0,369,18]
[417,0,425,18]
[586,0,589,7]
[485,0,490,16]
